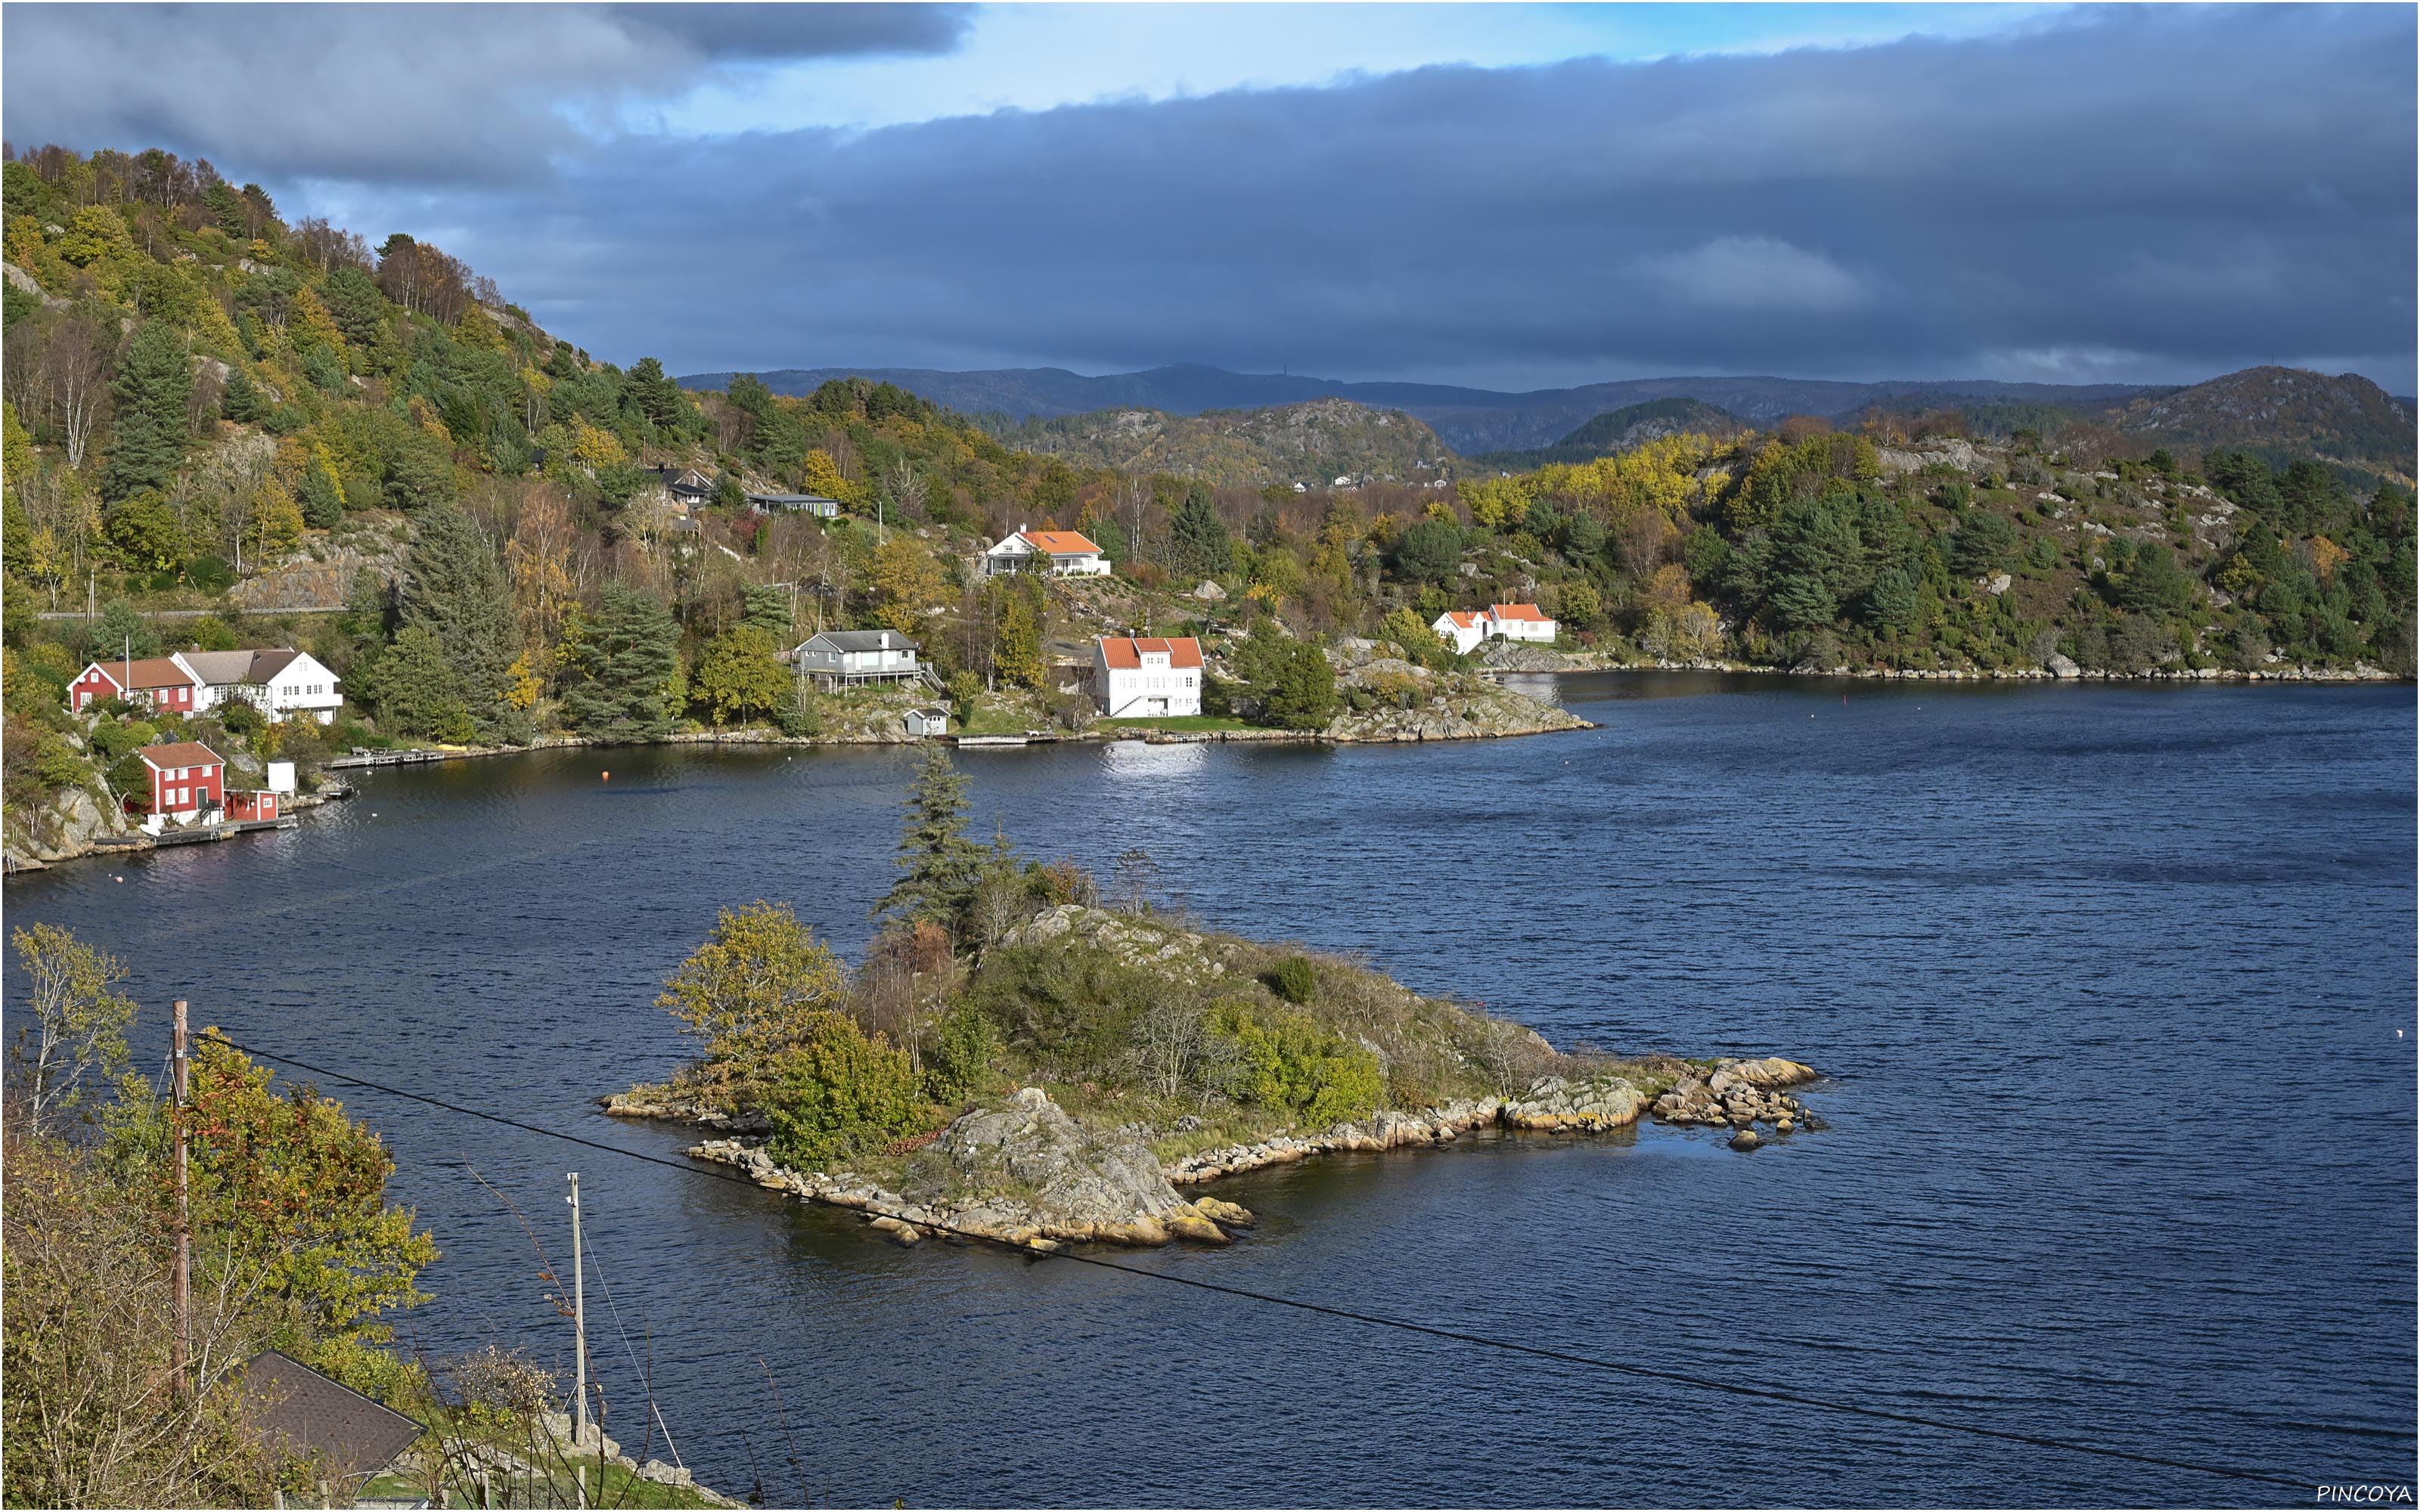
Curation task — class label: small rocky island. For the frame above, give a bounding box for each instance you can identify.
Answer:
[606,752,1817,1253]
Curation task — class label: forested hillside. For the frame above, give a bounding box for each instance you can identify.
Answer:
[4,144,2411,868]
[983,398,1456,489]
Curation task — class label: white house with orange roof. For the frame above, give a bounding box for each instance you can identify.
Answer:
[1488,603,1558,643]
[1431,610,1490,654]
[983,525,1110,578]
[1430,603,1558,654]
[1091,636,1203,717]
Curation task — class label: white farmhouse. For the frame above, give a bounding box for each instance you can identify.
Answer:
[1488,603,1558,643]
[1430,604,1558,654]
[1432,610,1488,655]
[1092,636,1203,717]
[982,527,1110,578]
[177,649,344,723]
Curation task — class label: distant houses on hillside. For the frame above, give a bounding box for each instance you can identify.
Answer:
[983,527,1110,578]
[1432,604,1557,654]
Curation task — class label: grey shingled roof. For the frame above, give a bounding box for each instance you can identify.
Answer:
[238,1349,424,1480]
[178,649,305,686]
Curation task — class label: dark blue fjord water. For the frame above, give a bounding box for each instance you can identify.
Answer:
[7,674,2414,1507]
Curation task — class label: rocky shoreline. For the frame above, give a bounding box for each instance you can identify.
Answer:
[612,1055,1822,1254]
[1488,644,2406,683]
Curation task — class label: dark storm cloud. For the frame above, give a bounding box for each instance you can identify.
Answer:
[7,5,2409,386]
[0,4,972,184]
[502,5,2415,384]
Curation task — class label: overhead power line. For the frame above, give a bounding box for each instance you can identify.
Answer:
[222,1038,2356,1494]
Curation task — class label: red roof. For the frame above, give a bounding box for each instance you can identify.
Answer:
[1490,603,1553,622]
[139,742,224,770]
[1097,636,1204,670]
[1021,530,1102,556]
[82,657,200,691]
[1440,611,1484,629]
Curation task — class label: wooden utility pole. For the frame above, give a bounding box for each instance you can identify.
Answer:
[566,1173,589,1456]
[172,999,191,1390]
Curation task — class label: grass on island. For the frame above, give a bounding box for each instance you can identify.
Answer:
[1094,714,1259,733]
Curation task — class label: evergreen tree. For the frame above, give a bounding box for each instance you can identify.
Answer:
[398,506,525,742]
[740,584,793,640]
[1167,484,1233,581]
[559,586,680,739]
[874,746,985,933]
[988,577,1045,689]
[1233,631,1338,730]
[102,321,191,503]
[625,358,688,430]
[358,623,473,741]
[296,451,346,528]
[219,367,265,425]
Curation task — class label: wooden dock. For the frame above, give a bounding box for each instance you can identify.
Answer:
[93,817,297,853]
[324,748,467,770]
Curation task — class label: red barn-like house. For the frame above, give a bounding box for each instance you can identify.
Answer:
[137,742,225,823]
[70,655,204,714]
[225,789,280,822]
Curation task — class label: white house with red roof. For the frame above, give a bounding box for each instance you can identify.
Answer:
[69,653,205,714]
[1432,610,1490,654]
[1488,603,1558,643]
[1430,603,1558,653]
[1091,636,1203,717]
[983,526,1110,578]
[136,741,225,828]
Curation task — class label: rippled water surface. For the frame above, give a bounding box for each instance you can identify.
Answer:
[8,674,2414,1506]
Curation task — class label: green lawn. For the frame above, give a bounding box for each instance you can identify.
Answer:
[1095,714,1257,732]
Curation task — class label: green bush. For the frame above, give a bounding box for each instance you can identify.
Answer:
[1267,956,1317,1005]
[762,1011,924,1170]
[88,720,157,762]
[963,943,1156,1077]
[217,699,266,736]
[1215,1002,1383,1128]
[921,1002,1001,1106]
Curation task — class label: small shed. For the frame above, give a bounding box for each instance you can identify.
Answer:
[238,1349,424,1495]
[905,707,950,737]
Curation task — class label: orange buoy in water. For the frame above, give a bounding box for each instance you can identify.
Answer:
[601,770,610,781]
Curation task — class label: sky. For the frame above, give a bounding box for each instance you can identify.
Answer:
[5,2,2413,392]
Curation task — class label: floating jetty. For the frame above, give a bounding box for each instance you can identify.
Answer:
[92,817,297,853]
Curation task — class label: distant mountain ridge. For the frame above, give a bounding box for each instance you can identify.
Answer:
[987,398,1455,489]
[1468,398,1754,469]
[2102,366,2413,483]
[676,362,2162,454]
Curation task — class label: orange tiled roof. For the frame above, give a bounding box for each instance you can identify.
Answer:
[1021,530,1102,556]
[1097,636,1203,670]
[1490,603,1552,622]
[1441,611,1484,629]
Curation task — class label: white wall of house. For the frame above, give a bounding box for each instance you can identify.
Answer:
[1493,614,1559,643]
[261,655,343,723]
[1093,651,1202,717]
[1432,614,1486,654]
